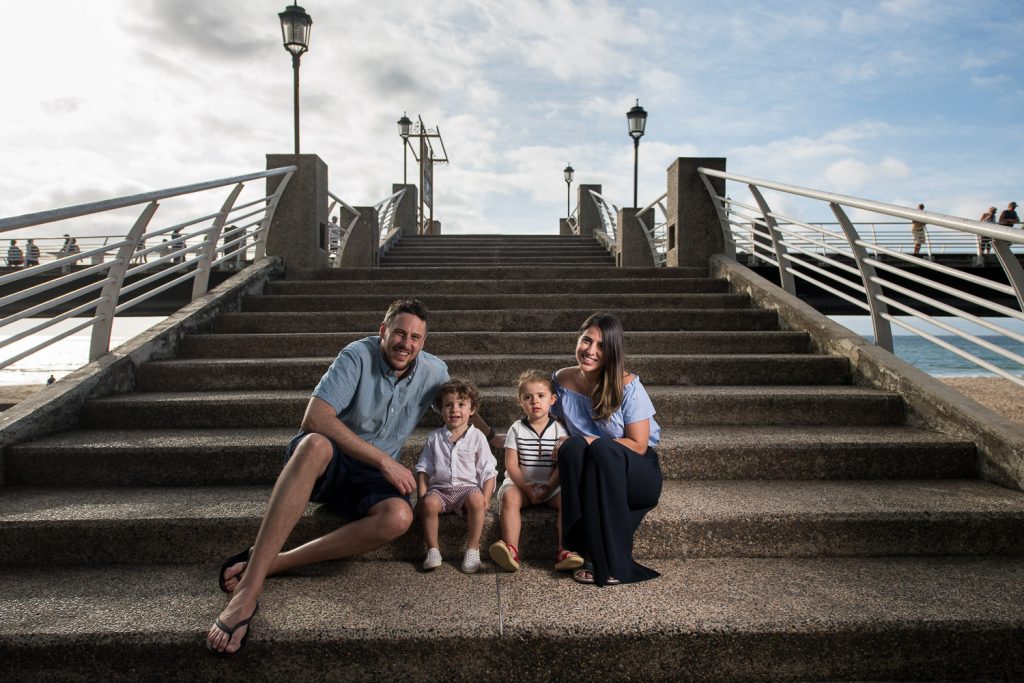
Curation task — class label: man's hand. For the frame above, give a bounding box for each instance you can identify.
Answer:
[379,457,415,495]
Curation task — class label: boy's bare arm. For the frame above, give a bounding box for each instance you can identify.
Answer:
[504,449,530,490]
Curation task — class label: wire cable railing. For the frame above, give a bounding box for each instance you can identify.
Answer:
[698,167,1024,385]
[0,166,296,368]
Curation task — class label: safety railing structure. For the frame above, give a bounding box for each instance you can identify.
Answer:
[0,166,296,369]
[565,204,579,235]
[375,188,406,258]
[588,191,618,254]
[698,167,1024,385]
[326,193,361,268]
[636,192,669,267]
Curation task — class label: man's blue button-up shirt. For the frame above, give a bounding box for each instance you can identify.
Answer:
[311,335,449,460]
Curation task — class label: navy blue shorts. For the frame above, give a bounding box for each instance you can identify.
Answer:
[284,431,412,519]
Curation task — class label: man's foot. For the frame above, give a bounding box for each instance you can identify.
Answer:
[462,548,481,574]
[218,546,252,593]
[206,593,259,655]
[488,539,519,572]
[423,547,442,570]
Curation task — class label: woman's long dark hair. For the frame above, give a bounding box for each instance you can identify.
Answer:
[579,312,625,421]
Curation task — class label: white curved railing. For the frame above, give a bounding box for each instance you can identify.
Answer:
[588,191,618,254]
[636,192,669,267]
[699,167,1024,385]
[326,193,361,268]
[375,188,406,257]
[0,166,296,368]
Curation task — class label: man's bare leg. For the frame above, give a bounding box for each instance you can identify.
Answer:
[207,433,332,654]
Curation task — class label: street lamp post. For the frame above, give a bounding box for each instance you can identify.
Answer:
[626,99,647,208]
[279,4,313,155]
[398,113,412,185]
[563,164,574,219]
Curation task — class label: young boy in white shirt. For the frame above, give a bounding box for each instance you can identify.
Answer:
[489,370,584,573]
[415,378,497,573]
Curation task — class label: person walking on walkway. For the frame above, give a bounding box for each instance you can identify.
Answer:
[550,312,663,587]
[998,201,1019,229]
[979,206,997,256]
[206,299,498,656]
[911,204,927,257]
[6,240,23,267]
[24,239,40,267]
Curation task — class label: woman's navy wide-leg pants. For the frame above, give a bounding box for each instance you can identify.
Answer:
[558,436,663,586]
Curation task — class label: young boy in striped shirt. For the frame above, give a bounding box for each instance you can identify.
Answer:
[489,370,584,572]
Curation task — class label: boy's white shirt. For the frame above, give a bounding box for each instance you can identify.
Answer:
[502,416,568,487]
[414,424,497,490]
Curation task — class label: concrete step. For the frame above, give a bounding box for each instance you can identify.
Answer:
[1,558,1021,681]
[3,426,975,487]
[136,355,851,391]
[381,248,614,257]
[380,258,616,266]
[213,309,781,334]
[241,293,752,313]
[82,386,904,429]
[286,266,708,280]
[264,278,730,295]
[1,480,1022,564]
[182,330,812,358]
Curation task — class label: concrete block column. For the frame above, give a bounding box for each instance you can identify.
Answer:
[339,207,380,268]
[665,157,726,267]
[616,208,656,267]
[559,218,573,236]
[266,154,330,270]
[392,184,418,237]
[576,184,602,237]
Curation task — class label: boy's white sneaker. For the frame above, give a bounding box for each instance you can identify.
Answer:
[423,547,442,570]
[462,548,481,574]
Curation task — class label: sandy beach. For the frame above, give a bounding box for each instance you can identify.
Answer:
[2,378,1024,426]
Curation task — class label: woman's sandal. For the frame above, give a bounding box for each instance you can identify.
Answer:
[206,602,259,657]
[218,546,252,593]
[555,548,584,571]
[572,563,621,586]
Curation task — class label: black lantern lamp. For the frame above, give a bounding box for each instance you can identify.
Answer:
[563,163,574,219]
[279,4,312,154]
[398,113,413,184]
[626,99,647,207]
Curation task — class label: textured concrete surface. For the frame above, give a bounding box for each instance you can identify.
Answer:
[265,277,729,295]
[286,264,708,280]
[0,558,1021,681]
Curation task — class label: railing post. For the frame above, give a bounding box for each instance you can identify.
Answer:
[339,207,380,268]
[831,202,894,352]
[992,239,1024,312]
[748,185,796,295]
[265,154,329,269]
[192,182,244,300]
[698,173,736,260]
[88,201,159,360]
[576,184,602,237]
[392,183,418,237]
[617,208,656,267]
[666,157,726,267]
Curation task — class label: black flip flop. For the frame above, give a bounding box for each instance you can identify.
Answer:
[207,602,259,657]
[218,547,252,593]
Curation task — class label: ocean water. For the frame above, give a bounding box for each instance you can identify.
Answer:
[872,335,1024,378]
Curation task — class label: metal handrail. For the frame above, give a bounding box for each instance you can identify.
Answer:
[326,192,362,267]
[588,191,618,254]
[0,166,296,369]
[375,188,406,245]
[636,191,669,266]
[699,167,1024,385]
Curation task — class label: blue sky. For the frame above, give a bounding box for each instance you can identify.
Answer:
[1,0,1022,234]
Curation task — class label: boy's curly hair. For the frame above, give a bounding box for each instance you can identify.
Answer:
[517,369,555,395]
[435,377,480,411]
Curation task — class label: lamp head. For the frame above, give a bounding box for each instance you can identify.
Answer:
[564,164,574,184]
[279,4,312,57]
[626,99,647,140]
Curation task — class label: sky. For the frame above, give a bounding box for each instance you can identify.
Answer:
[2,0,1023,235]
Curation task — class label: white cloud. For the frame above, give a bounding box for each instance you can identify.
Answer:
[824,157,910,191]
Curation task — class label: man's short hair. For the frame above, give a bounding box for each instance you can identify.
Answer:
[382,299,430,330]
[435,377,480,411]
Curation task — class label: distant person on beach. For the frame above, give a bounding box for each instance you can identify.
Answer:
[206,299,501,656]
[46,375,55,385]
[979,206,997,255]
[911,203,927,257]
[998,202,1019,229]
[24,239,40,267]
[6,240,23,267]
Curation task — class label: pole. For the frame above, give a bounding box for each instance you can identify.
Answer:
[403,140,408,185]
[632,137,639,208]
[566,180,571,219]
[292,53,301,155]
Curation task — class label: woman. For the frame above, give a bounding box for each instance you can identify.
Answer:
[551,312,662,586]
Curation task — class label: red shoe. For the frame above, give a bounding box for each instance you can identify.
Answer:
[488,540,520,571]
[555,548,584,571]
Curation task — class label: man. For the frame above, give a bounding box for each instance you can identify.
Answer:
[998,201,1019,229]
[24,239,40,267]
[6,240,23,267]
[207,299,497,655]
[911,203,927,257]
[979,206,997,256]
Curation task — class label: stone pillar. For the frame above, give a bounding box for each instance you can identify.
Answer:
[559,218,573,236]
[429,220,441,235]
[576,184,602,237]
[665,157,726,267]
[266,154,330,270]
[392,183,418,237]
[616,208,656,267]
[339,207,380,268]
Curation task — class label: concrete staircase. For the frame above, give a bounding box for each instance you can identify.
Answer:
[1,234,1023,680]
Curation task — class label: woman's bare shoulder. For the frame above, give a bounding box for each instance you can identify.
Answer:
[554,367,577,390]
[623,371,637,386]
